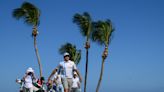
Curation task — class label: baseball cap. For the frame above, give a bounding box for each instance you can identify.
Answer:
[26,67,34,73]
[63,52,70,57]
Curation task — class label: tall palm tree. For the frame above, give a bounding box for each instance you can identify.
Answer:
[73,12,92,92]
[59,43,81,65]
[92,19,114,92]
[12,2,43,78]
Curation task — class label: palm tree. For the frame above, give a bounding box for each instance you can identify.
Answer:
[92,19,114,92]
[12,2,43,78]
[73,12,92,92]
[59,43,81,65]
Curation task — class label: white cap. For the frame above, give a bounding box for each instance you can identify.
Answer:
[63,52,69,57]
[26,67,34,73]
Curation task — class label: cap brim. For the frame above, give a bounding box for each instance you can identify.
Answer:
[64,55,69,57]
[27,70,34,73]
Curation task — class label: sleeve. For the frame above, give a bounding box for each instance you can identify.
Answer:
[54,73,58,79]
[59,62,64,68]
[50,76,54,81]
[73,62,77,70]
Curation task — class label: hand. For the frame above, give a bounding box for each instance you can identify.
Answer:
[80,78,82,83]
[47,79,52,84]
[31,72,34,76]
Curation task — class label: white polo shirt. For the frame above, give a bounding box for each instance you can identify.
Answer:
[24,75,33,88]
[59,60,77,78]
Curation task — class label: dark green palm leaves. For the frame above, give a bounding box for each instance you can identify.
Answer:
[92,19,114,47]
[73,12,92,40]
[12,2,40,26]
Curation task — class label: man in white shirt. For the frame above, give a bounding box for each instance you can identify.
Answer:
[48,52,82,92]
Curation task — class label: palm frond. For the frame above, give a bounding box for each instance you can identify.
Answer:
[105,19,115,45]
[74,50,81,65]
[12,8,26,20]
[92,21,106,45]
[92,19,115,47]
[73,12,92,37]
[83,12,91,22]
[12,1,40,26]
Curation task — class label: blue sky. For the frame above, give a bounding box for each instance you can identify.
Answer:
[0,0,164,92]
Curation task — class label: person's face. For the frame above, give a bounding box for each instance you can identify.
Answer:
[28,72,33,76]
[64,55,70,61]
[73,74,77,78]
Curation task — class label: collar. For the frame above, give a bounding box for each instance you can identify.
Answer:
[64,60,71,63]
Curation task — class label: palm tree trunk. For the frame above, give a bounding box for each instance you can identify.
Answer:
[96,58,105,92]
[84,48,89,92]
[34,36,42,78]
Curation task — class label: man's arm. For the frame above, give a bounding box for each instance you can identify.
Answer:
[74,69,82,82]
[48,65,60,82]
[73,63,82,82]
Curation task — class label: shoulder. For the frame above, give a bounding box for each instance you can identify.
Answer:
[68,60,75,65]
[69,61,77,67]
[59,61,64,65]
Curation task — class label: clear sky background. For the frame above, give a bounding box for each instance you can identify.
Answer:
[0,0,164,92]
